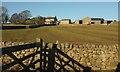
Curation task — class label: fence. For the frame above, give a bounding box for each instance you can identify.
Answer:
[0,39,92,72]
[1,24,57,30]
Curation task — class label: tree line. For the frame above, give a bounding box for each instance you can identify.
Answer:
[0,6,45,25]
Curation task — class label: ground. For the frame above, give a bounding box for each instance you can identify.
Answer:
[2,24,118,45]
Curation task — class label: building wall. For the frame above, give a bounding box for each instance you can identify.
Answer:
[104,20,113,24]
[91,20,101,24]
[45,19,54,22]
[60,20,70,24]
[82,17,91,24]
[75,20,80,24]
[75,20,83,24]
[104,20,107,24]
[45,21,52,24]
[45,19,57,24]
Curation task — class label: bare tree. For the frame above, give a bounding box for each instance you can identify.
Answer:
[18,10,31,24]
[10,13,19,24]
[10,10,32,24]
[0,6,9,24]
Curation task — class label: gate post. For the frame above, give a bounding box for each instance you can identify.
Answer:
[40,38,43,71]
[47,43,57,71]
[36,38,43,71]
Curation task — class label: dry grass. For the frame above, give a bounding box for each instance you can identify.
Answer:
[2,24,118,44]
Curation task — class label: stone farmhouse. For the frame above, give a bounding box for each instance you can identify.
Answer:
[59,19,71,24]
[45,16,57,24]
[75,17,113,25]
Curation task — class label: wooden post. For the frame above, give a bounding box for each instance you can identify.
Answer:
[36,38,41,69]
[36,38,43,71]
[40,38,43,71]
[47,43,57,71]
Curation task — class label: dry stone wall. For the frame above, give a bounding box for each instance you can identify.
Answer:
[56,43,119,71]
[0,42,119,71]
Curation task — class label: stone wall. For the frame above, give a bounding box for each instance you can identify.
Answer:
[56,43,119,71]
[0,42,119,71]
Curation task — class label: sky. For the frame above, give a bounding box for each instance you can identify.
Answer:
[2,2,118,21]
[2,0,120,2]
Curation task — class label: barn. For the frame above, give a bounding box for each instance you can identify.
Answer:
[82,17,104,24]
[59,19,71,24]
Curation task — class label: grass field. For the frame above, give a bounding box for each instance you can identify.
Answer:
[2,24,118,44]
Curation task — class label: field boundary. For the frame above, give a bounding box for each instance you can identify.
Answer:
[1,24,57,30]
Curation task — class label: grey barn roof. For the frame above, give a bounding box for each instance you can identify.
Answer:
[91,18,104,20]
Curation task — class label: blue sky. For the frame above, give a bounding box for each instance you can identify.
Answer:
[2,2,118,21]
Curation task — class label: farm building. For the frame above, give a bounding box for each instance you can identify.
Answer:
[91,18,104,24]
[75,17,113,25]
[75,20,82,24]
[104,20,113,24]
[59,19,71,24]
[45,16,57,24]
[82,17,104,24]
